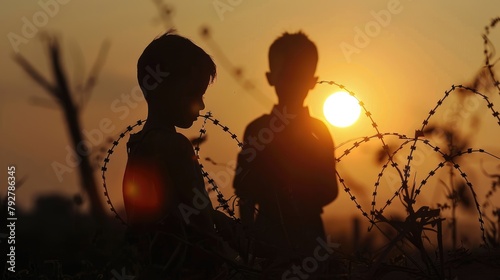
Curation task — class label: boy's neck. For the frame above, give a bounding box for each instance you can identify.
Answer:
[144,111,175,131]
[276,101,305,113]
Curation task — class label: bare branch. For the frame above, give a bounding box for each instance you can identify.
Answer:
[13,54,57,97]
[48,36,72,107]
[68,39,86,108]
[80,39,111,108]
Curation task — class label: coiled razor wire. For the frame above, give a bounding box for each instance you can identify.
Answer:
[100,114,242,227]
[101,91,498,245]
[101,85,499,244]
[101,18,500,245]
[101,119,145,226]
[318,79,499,244]
[195,111,241,222]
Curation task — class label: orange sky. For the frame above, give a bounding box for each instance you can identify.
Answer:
[1,0,499,244]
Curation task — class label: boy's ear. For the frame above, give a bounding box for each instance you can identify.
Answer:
[266,71,274,86]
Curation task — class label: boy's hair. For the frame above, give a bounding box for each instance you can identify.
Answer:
[137,31,216,100]
[268,31,318,78]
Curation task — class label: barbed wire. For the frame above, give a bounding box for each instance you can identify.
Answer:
[101,119,145,226]
[100,113,244,227]
[195,111,242,222]
[317,80,406,219]
[318,79,500,243]
[100,22,500,246]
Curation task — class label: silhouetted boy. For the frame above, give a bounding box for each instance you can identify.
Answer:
[234,31,338,258]
[122,32,231,278]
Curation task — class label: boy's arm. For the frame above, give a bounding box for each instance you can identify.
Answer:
[123,154,172,230]
[233,125,258,229]
[306,120,339,207]
[167,133,216,232]
[234,163,257,229]
[236,183,256,229]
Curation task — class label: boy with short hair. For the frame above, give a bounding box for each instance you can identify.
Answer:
[234,31,339,258]
[122,32,228,278]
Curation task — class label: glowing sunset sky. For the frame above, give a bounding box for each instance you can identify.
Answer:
[1,1,499,242]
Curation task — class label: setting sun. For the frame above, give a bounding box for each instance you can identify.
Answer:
[323,91,361,127]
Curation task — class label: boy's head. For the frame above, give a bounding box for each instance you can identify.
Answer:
[266,31,318,106]
[137,32,216,128]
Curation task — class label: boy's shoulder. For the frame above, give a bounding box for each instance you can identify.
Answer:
[243,113,284,138]
[306,116,334,143]
[245,114,272,130]
[243,113,331,143]
[128,127,193,157]
[308,115,330,131]
[244,112,329,131]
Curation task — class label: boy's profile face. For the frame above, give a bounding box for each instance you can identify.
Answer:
[157,72,209,129]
